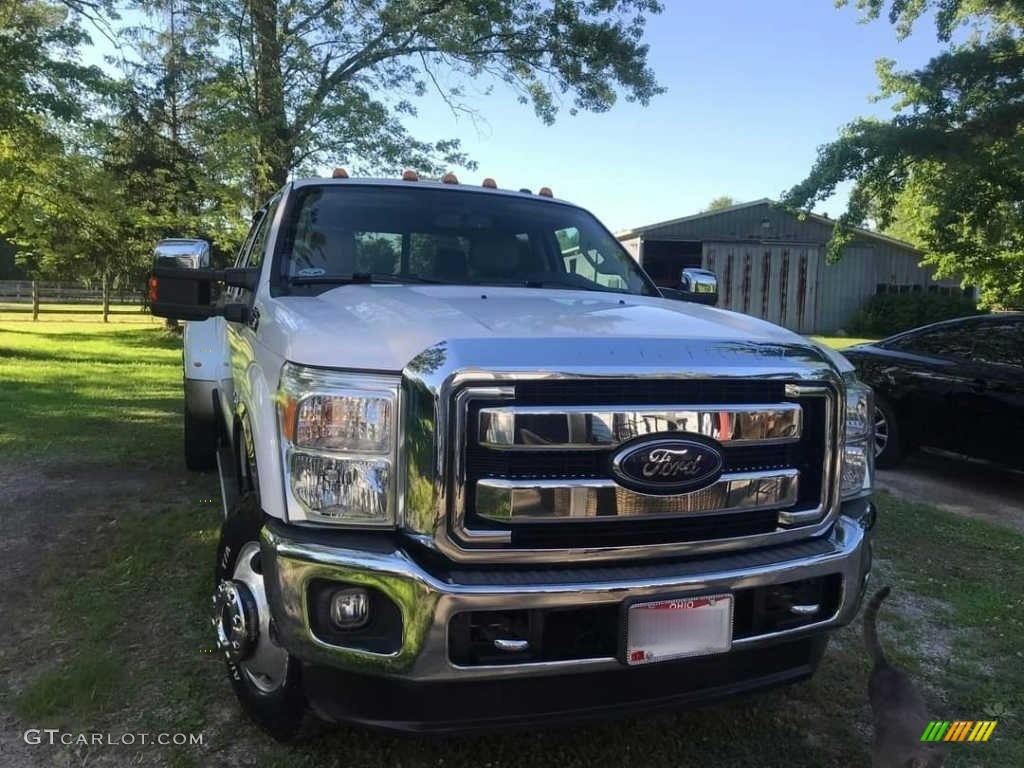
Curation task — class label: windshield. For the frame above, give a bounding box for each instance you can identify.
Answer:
[274,185,659,296]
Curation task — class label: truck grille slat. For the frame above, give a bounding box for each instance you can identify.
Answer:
[478,404,803,449]
[475,470,800,522]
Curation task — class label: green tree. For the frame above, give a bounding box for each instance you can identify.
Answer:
[118,1,249,256]
[0,0,118,296]
[0,0,103,134]
[0,0,107,237]
[784,1,1024,306]
[2,0,248,306]
[186,0,665,201]
[704,195,739,211]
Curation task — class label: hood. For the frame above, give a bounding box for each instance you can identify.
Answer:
[260,285,815,371]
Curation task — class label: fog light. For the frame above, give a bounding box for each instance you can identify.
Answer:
[329,587,370,630]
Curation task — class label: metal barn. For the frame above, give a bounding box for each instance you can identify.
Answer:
[617,199,966,333]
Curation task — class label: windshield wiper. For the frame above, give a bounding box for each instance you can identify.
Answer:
[520,278,626,294]
[289,272,447,286]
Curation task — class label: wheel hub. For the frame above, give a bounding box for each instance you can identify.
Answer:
[211,542,289,693]
[213,580,258,663]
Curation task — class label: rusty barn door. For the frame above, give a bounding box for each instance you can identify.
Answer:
[703,242,821,333]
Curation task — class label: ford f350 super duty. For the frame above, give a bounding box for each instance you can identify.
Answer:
[147,171,875,740]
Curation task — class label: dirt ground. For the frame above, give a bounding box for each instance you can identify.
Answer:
[876,450,1024,534]
[3,451,1022,767]
[0,460,215,768]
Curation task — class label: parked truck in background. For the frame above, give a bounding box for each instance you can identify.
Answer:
[148,171,875,740]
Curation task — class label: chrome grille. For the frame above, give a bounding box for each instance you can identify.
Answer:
[451,378,835,553]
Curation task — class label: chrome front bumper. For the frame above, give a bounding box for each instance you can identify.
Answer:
[261,502,873,683]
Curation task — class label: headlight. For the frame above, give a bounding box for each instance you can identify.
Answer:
[840,373,874,500]
[277,363,398,526]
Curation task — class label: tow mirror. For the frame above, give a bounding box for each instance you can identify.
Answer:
[661,267,719,306]
[153,238,211,270]
[148,238,258,322]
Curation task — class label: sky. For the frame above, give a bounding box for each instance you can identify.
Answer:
[82,1,951,233]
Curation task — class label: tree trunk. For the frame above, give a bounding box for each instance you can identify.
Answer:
[249,0,290,203]
[102,273,110,323]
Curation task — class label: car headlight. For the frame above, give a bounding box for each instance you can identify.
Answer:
[277,363,398,526]
[841,373,874,500]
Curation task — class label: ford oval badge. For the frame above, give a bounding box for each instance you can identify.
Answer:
[611,436,725,495]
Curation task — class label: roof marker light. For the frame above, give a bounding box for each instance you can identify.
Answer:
[402,170,419,181]
[441,172,459,184]
[538,186,554,198]
[519,188,532,194]
[482,178,498,188]
[331,167,349,179]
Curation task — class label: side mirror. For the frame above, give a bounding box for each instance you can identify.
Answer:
[662,267,718,305]
[154,238,211,270]
[148,239,258,321]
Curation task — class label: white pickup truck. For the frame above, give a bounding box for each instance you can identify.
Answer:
[148,173,875,740]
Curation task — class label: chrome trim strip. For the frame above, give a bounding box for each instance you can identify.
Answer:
[452,385,514,545]
[475,470,800,523]
[262,512,870,682]
[779,384,835,527]
[478,404,803,450]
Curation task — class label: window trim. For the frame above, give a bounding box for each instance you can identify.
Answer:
[246,193,282,271]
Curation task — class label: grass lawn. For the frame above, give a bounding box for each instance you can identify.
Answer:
[811,335,877,350]
[0,309,181,461]
[1,317,1019,767]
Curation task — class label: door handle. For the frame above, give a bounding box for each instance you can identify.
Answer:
[789,603,821,617]
[493,638,530,653]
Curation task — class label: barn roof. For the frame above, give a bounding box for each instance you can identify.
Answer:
[617,198,922,254]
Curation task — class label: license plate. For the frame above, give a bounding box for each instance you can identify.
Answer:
[625,593,733,665]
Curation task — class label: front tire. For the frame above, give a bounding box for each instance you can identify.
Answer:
[873,396,906,469]
[214,492,320,741]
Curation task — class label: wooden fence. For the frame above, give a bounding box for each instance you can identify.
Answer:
[0,280,145,320]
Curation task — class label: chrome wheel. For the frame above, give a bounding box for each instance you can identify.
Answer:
[213,542,288,694]
[874,406,889,458]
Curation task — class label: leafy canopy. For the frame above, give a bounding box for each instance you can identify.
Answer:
[191,0,665,198]
[1,1,248,287]
[783,0,1024,306]
[2,0,665,289]
[704,195,739,211]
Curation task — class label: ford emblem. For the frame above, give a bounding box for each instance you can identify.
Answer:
[611,436,725,495]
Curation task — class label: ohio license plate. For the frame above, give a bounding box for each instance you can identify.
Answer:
[625,593,733,665]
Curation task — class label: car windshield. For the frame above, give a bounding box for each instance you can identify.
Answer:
[274,185,659,297]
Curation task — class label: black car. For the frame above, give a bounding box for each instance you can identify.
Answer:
[841,313,1024,469]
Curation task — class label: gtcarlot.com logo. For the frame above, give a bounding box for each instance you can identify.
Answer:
[24,729,205,747]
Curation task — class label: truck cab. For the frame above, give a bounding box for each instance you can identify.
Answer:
[149,172,875,739]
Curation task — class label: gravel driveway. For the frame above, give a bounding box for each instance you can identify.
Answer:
[876,450,1024,534]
